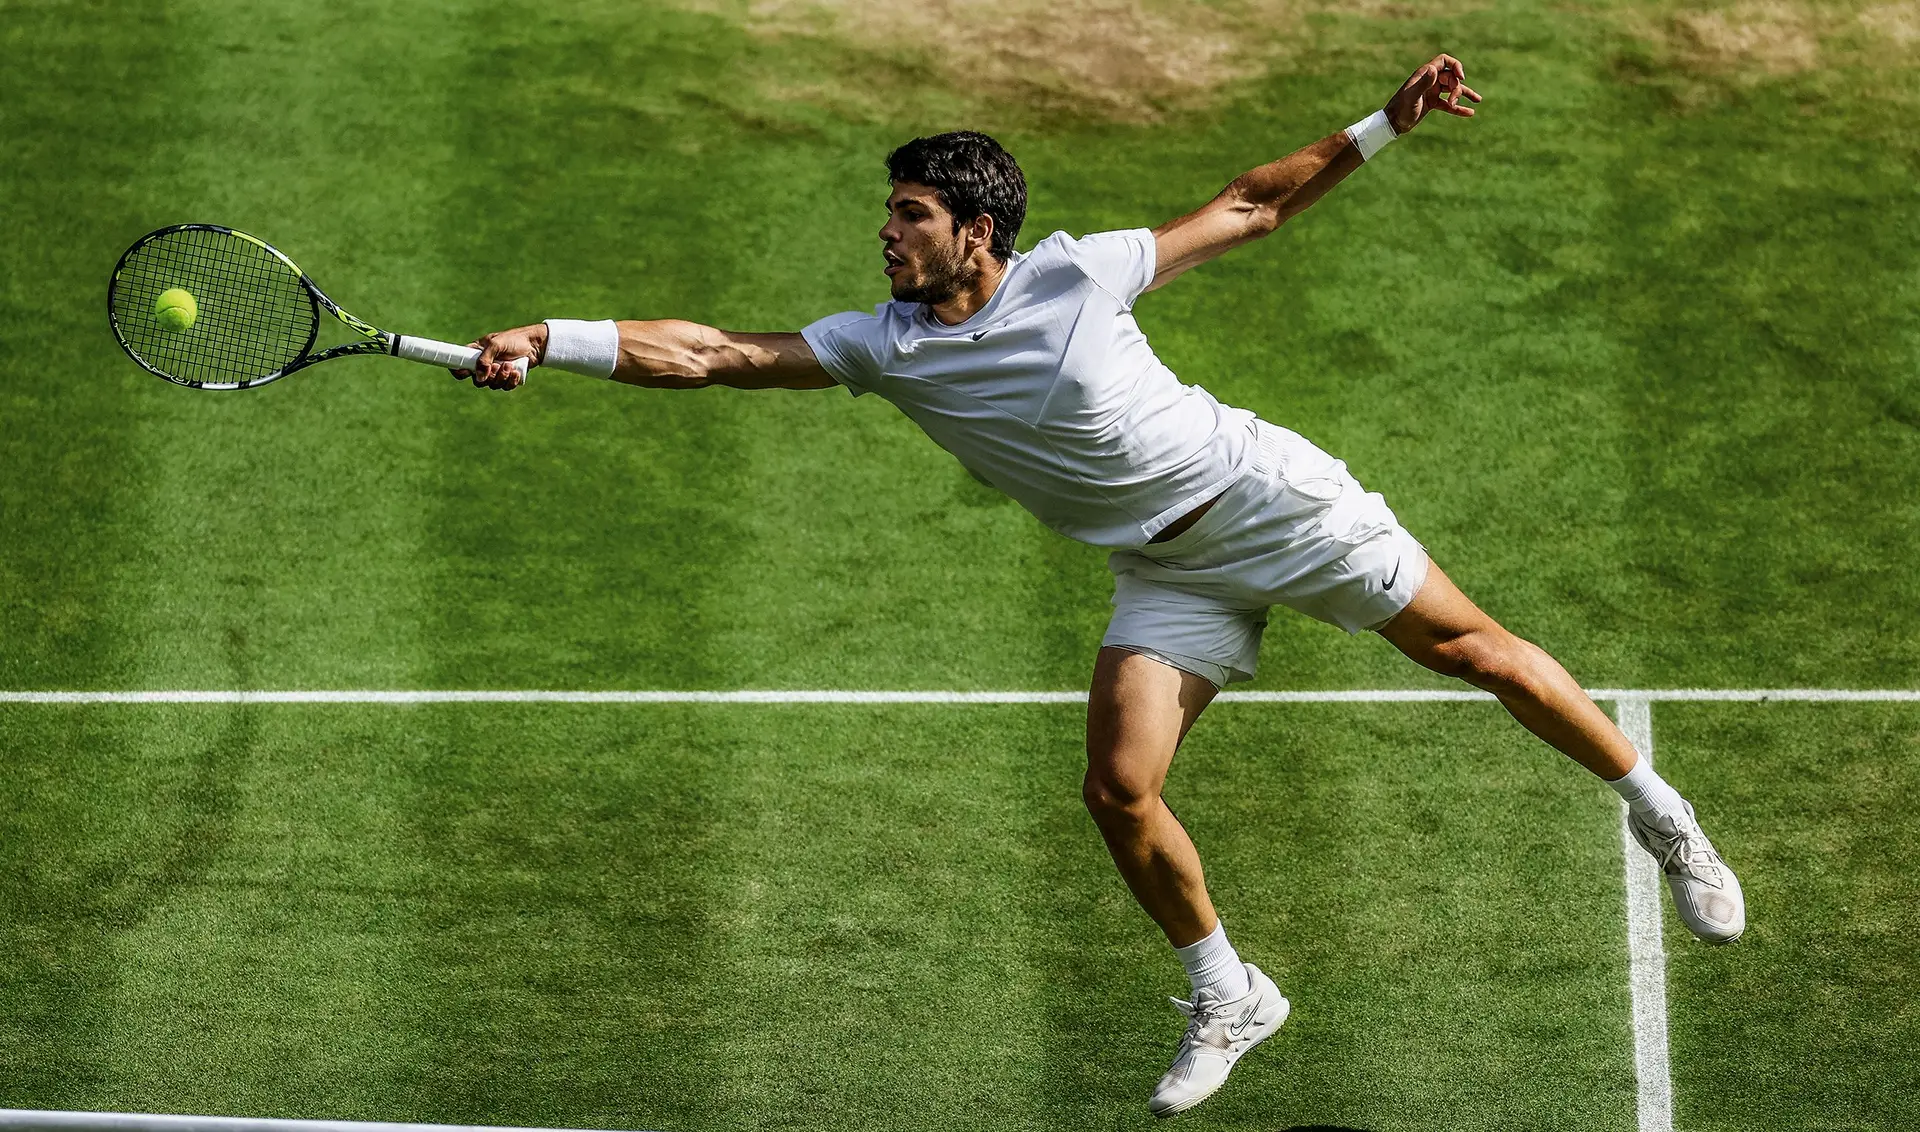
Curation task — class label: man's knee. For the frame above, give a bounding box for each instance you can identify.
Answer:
[1082,764,1158,825]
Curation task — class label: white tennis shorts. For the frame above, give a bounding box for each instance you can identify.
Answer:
[1103,419,1429,687]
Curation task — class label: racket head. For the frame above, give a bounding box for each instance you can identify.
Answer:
[108,224,322,390]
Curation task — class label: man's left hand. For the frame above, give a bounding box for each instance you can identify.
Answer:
[1386,54,1481,135]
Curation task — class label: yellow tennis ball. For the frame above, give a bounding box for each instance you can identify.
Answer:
[154,287,197,332]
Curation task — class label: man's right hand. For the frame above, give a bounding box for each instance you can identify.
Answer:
[456,323,548,391]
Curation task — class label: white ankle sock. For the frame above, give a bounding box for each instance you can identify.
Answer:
[1606,756,1690,829]
[1173,921,1251,1002]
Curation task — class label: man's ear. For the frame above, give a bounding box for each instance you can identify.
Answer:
[965,213,996,254]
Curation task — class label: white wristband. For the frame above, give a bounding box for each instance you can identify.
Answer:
[541,318,621,379]
[1345,109,1398,162]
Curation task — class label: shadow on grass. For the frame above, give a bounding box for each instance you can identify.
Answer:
[1282,1126,1376,1132]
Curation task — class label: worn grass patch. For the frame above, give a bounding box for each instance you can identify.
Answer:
[1621,0,1920,84]
[673,0,1467,120]
[673,0,1920,121]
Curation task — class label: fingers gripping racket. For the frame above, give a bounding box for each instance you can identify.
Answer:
[108,223,526,390]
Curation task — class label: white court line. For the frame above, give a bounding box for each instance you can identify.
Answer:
[1,687,1916,704]
[1589,688,1920,702]
[0,1111,642,1132]
[1616,700,1674,1132]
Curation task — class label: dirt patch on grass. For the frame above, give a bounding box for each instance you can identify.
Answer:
[1640,0,1920,80]
[757,0,1250,115]
[1858,1,1920,45]
[681,0,1920,122]
[678,0,1453,121]
[1671,2,1820,73]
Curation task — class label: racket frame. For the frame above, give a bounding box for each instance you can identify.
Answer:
[108,223,515,390]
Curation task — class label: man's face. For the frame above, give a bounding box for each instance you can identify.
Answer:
[880,182,978,305]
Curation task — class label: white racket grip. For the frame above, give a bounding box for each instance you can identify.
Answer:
[393,335,530,378]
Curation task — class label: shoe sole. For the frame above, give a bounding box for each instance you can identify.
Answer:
[1150,996,1291,1119]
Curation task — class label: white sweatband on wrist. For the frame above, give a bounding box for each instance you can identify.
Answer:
[1345,109,1398,162]
[541,318,621,379]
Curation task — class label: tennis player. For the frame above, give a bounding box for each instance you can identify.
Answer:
[462,54,1744,1117]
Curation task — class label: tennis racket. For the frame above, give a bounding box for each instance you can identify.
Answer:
[108,223,527,390]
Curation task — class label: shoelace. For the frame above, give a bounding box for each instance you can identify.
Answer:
[1168,996,1223,1048]
[1649,821,1725,881]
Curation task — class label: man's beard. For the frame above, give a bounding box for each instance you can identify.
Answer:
[892,240,979,305]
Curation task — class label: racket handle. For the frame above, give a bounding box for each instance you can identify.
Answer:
[393,335,530,378]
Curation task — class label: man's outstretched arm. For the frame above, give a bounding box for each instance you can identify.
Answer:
[1147,53,1481,292]
[459,320,836,391]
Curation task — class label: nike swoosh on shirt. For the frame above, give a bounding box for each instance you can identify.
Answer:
[1384,559,1402,593]
[970,330,988,341]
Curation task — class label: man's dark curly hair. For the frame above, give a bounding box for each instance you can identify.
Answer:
[886,131,1027,262]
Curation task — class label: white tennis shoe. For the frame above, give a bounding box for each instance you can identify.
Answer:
[1148,963,1289,1118]
[1629,802,1746,944]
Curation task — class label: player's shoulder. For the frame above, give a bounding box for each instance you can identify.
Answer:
[1030,227,1152,258]
[1025,229,1116,269]
[1025,228,1153,277]
[801,301,922,391]
[1024,228,1156,306]
[1026,230,1078,259]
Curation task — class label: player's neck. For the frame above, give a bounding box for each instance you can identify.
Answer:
[927,255,1007,326]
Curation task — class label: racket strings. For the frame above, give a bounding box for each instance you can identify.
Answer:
[110,227,319,385]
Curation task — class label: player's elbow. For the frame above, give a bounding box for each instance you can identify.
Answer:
[1223,181,1282,238]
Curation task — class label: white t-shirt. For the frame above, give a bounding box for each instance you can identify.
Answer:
[802,228,1255,549]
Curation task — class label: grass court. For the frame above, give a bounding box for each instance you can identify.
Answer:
[4,0,1918,1128]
